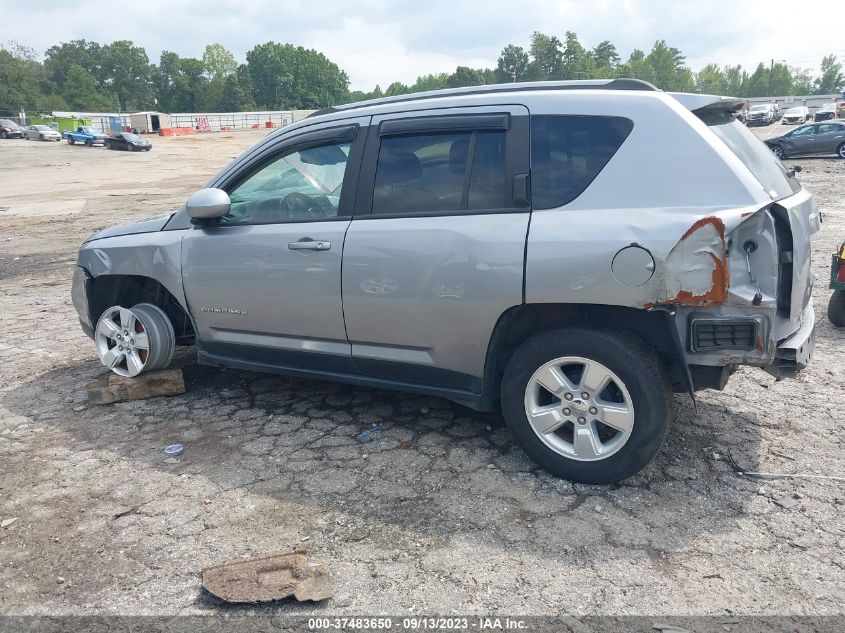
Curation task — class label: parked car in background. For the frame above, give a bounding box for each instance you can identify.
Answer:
[23,125,62,141]
[0,119,24,139]
[105,133,152,151]
[782,106,811,124]
[736,107,749,124]
[764,121,845,159]
[72,80,819,483]
[745,104,776,126]
[64,126,107,146]
[814,104,838,122]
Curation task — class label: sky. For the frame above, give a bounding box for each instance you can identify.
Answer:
[3,0,844,91]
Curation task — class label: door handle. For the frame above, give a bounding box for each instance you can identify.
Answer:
[288,239,331,251]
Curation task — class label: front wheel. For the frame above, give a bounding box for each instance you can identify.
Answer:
[501,328,671,484]
[105,141,111,150]
[67,138,75,144]
[770,144,784,159]
[94,303,175,377]
[828,290,845,326]
[838,143,845,159]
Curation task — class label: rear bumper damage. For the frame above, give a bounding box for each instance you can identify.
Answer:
[767,304,815,378]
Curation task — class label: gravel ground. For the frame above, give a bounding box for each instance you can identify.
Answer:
[0,125,843,618]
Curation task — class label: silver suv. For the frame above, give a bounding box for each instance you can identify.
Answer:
[72,79,819,483]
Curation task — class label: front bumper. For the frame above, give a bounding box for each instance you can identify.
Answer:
[767,304,815,377]
[72,265,95,339]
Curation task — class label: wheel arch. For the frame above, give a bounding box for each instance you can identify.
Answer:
[482,303,687,405]
[87,274,195,344]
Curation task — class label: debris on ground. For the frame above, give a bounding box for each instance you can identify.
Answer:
[86,368,185,405]
[773,495,801,510]
[653,624,691,633]
[202,546,331,603]
[1,517,18,528]
[164,443,184,456]
[355,425,381,442]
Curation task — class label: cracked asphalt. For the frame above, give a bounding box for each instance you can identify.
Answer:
[0,127,843,617]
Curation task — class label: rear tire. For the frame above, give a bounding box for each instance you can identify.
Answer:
[828,290,845,326]
[838,143,845,159]
[501,328,671,484]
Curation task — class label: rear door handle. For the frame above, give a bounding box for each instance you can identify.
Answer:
[288,239,331,251]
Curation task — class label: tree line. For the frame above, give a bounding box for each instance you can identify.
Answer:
[1,34,842,117]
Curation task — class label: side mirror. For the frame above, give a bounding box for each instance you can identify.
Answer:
[186,188,231,220]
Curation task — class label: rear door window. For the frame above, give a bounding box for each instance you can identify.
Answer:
[371,130,507,215]
[530,115,633,209]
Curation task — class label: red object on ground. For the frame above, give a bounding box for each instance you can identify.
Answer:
[265,121,273,128]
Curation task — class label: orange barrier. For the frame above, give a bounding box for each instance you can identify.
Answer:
[158,127,196,136]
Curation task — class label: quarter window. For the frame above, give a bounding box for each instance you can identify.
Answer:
[530,115,633,210]
[222,142,351,224]
[371,130,507,215]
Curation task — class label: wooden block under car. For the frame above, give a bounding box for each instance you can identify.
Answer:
[86,368,185,405]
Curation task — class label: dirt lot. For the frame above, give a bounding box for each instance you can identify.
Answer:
[0,125,843,619]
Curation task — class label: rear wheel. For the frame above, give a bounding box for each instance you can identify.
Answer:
[838,143,845,159]
[94,303,175,377]
[0,130,6,139]
[828,290,845,326]
[501,328,671,484]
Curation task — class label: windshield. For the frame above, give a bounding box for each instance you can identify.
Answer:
[34,125,52,131]
[784,108,803,115]
[80,127,96,133]
[750,105,769,112]
[705,117,800,199]
[122,133,140,141]
[0,119,19,127]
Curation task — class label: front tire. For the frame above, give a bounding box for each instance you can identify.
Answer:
[828,290,845,326]
[770,144,784,159]
[68,138,75,145]
[94,303,175,377]
[501,328,671,484]
[838,143,845,159]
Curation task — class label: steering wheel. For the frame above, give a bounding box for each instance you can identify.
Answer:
[277,192,325,220]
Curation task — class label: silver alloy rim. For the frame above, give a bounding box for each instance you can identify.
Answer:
[524,356,635,462]
[772,146,783,159]
[839,145,845,158]
[94,307,151,377]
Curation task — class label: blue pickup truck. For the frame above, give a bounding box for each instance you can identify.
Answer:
[63,126,107,146]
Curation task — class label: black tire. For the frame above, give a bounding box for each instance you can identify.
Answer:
[105,141,111,150]
[501,327,671,484]
[838,143,845,159]
[130,303,176,371]
[68,138,75,145]
[85,139,92,146]
[25,134,30,140]
[0,131,6,139]
[39,134,44,140]
[828,290,845,326]
[144,147,151,151]
[770,144,784,159]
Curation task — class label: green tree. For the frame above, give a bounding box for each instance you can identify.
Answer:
[618,49,656,85]
[0,44,44,115]
[723,65,747,96]
[62,64,113,110]
[591,40,620,70]
[496,44,529,82]
[202,43,237,80]
[410,73,449,92]
[446,66,484,88]
[246,42,348,109]
[645,40,686,90]
[100,40,152,110]
[384,81,409,96]
[790,67,813,95]
[769,62,792,96]
[561,31,593,80]
[219,74,249,111]
[814,54,843,94]
[528,32,562,80]
[696,63,726,94]
[44,40,103,93]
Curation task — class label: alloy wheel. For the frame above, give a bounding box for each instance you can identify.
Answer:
[523,356,635,462]
[94,307,151,377]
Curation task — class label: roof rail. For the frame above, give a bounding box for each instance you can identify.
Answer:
[309,78,658,118]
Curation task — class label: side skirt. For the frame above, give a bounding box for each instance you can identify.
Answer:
[196,348,495,412]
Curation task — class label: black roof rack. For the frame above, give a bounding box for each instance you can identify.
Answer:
[308,78,658,118]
